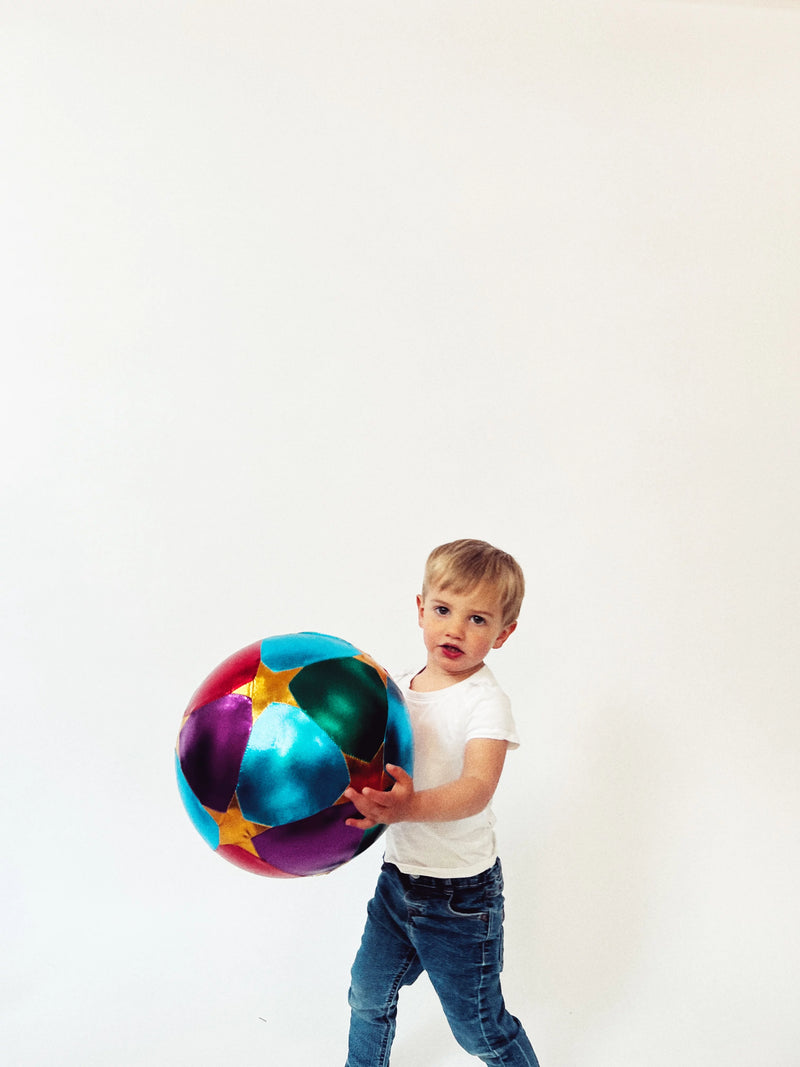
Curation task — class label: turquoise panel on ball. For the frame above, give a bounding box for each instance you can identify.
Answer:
[238,701,350,826]
[259,632,361,672]
[175,754,220,849]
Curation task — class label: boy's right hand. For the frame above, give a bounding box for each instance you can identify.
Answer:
[344,765,415,829]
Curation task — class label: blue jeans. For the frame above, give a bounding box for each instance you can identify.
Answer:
[346,860,539,1066]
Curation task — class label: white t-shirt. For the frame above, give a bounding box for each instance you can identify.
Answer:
[383,664,520,878]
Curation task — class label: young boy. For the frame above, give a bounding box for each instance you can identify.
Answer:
[343,539,540,1066]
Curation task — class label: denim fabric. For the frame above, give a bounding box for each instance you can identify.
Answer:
[346,860,539,1066]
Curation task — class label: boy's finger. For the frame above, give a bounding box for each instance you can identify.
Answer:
[386,764,410,782]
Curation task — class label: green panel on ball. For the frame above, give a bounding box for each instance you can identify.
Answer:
[289,657,388,762]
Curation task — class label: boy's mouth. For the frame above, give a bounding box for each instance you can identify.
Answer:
[440,644,463,659]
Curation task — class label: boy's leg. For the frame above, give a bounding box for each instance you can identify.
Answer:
[408,861,540,1067]
[346,864,423,1067]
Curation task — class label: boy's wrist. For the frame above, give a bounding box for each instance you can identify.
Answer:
[406,792,426,822]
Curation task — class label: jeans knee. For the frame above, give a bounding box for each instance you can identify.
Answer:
[347,980,371,1016]
[348,968,391,1015]
[452,1014,538,1066]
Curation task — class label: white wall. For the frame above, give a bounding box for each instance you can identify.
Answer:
[3,3,799,1064]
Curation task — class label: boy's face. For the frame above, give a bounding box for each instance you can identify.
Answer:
[416,581,517,685]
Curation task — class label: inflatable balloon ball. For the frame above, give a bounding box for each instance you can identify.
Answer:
[175,632,414,878]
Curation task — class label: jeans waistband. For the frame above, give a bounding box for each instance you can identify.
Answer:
[385,857,501,890]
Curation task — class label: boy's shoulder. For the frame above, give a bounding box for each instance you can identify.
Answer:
[468,663,502,689]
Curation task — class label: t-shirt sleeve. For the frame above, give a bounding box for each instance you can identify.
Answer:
[464,687,520,750]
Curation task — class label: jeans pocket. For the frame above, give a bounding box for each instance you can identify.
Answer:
[445,885,491,922]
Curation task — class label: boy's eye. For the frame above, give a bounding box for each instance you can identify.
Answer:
[471,615,486,625]
[434,606,449,616]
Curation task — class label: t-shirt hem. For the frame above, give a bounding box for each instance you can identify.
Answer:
[385,853,499,879]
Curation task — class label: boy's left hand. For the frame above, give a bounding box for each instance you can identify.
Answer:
[344,765,414,829]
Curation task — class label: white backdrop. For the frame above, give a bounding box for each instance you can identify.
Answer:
[2,3,799,1065]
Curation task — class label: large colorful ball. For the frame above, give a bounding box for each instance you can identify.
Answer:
[175,632,413,878]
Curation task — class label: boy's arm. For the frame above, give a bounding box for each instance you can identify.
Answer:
[344,738,508,829]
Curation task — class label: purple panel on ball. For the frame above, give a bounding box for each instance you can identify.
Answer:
[178,694,253,812]
[252,801,365,876]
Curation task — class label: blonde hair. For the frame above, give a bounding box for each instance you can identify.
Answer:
[421,539,525,627]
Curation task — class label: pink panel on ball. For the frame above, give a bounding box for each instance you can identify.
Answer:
[217,844,298,878]
[184,641,262,716]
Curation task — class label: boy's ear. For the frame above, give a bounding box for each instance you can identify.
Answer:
[492,620,517,650]
[416,593,424,627]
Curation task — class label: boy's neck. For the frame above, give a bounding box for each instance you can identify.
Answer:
[410,660,485,692]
